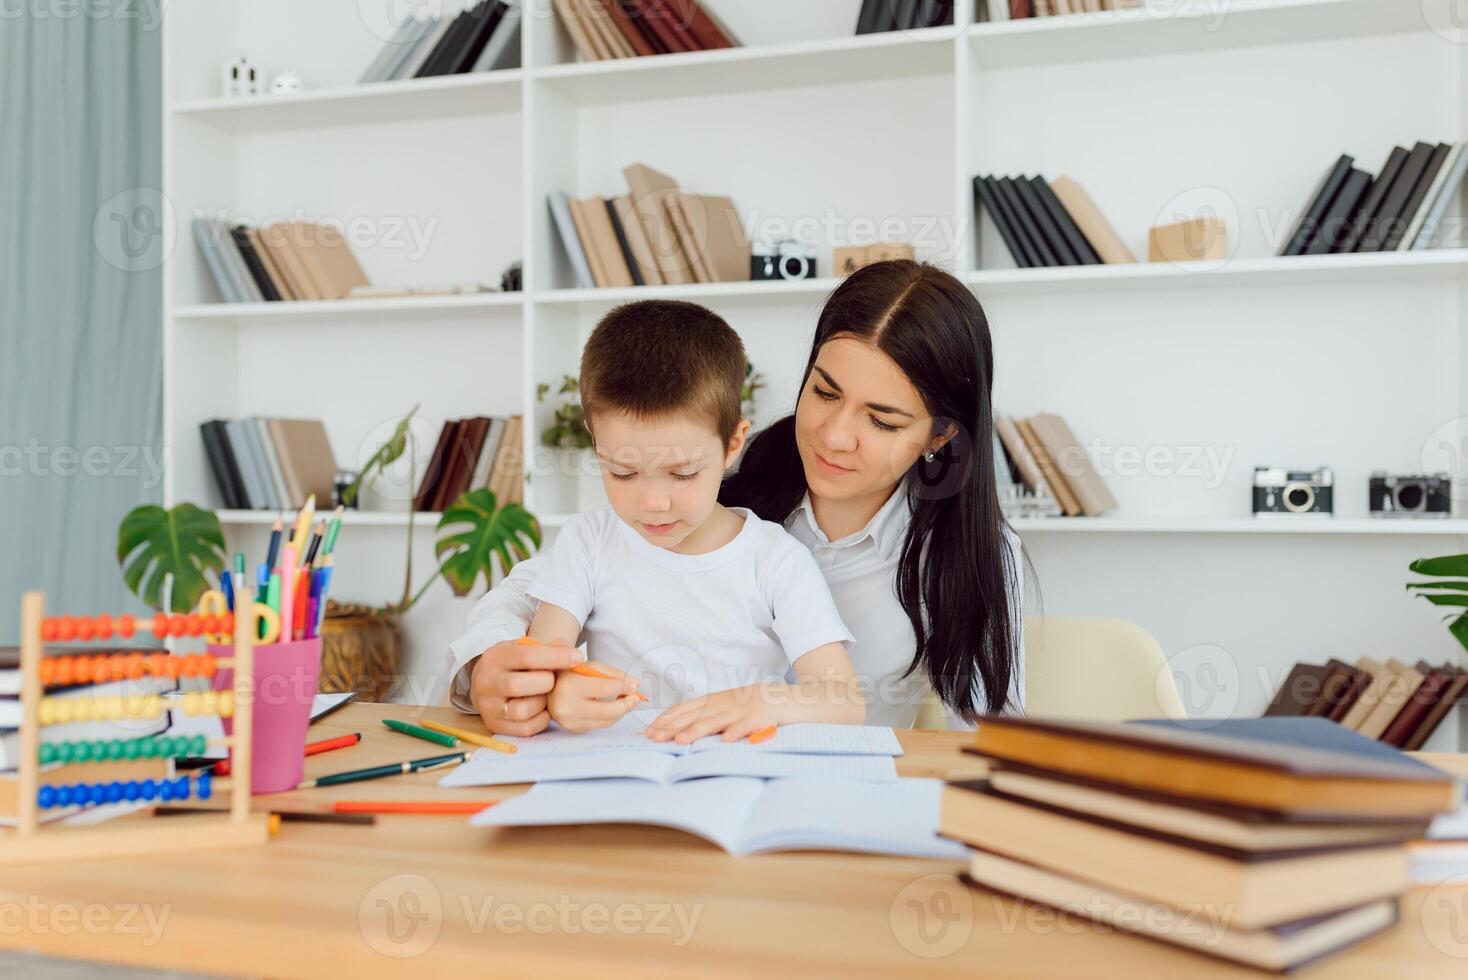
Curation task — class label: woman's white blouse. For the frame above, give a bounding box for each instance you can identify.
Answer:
[446,489,1025,728]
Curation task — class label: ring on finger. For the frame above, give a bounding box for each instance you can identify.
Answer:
[502,699,511,720]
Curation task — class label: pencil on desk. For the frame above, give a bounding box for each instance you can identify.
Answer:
[297,752,466,789]
[332,801,500,815]
[418,719,517,754]
[749,725,778,744]
[214,732,361,777]
[383,718,459,748]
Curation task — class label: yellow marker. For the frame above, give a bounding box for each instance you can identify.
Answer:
[291,494,316,552]
[418,719,516,755]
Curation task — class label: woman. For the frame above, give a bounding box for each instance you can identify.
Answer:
[445,260,1026,731]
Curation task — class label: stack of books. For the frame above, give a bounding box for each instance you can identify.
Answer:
[856,0,956,33]
[1280,143,1468,255]
[974,174,1135,268]
[943,716,1462,972]
[550,162,751,289]
[995,413,1117,518]
[982,0,1144,18]
[358,1,522,84]
[553,0,737,62]
[191,218,369,305]
[414,416,525,513]
[199,418,337,513]
[1266,658,1467,750]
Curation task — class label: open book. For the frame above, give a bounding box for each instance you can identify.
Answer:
[493,710,903,759]
[471,775,968,859]
[442,748,897,787]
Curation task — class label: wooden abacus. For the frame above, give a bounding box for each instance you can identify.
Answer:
[2,589,271,864]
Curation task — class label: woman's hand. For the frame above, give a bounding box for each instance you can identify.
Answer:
[644,684,786,744]
[546,661,644,734]
[469,638,585,737]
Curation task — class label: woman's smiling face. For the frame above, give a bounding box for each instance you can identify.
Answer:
[794,336,940,505]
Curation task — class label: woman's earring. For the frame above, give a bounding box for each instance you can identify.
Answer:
[924,450,936,462]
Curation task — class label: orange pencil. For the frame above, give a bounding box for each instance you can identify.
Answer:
[749,725,778,744]
[332,801,500,815]
[519,637,646,700]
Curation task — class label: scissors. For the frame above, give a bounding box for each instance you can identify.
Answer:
[197,590,281,645]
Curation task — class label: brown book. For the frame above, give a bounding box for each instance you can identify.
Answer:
[968,715,1460,820]
[256,222,315,300]
[413,421,457,512]
[962,848,1400,974]
[612,0,668,53]
[552,0,603,61]
[598,0,656,56]
[623,162,693,284]
[488,416,525,506]
[1048,176,1137,264]
[665,196,713,283]
[1307,660,1360,719]
[673,192,750,282]
[1339,657,1388,731]
[244,226,297,300]
[295,222,369,300]
[1356,659,1425,741]
[666,0,736,49]
[579,197,635,287]
[994,416,1043,492]
[1323,658,1369,722]
[279,222,331,300]
[1015,417,1080,515]
[431,417,491,513]
[1404,665,1468,751]
[941,783,1408,932]
[1025,413,1117,516]
[567,197,609,287]
[1381,667,1455,748]
[611,194,664,285]
[265,419,337,507]
[1265,663,1331,717]
[633,0,699,52]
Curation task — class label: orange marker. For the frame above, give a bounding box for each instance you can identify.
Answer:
[332,801,500,815]
[749,725,778,744]
[570,662,647,701]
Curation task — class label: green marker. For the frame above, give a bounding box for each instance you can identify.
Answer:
[383,718,458,748]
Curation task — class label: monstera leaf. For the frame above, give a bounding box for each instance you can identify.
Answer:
[1406,553,1468,651]
[117,503,227,613]
[435,488,542,597]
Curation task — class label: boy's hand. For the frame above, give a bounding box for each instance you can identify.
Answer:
[470,637,585,737]
[546,662,645,734]
[644,684,784,744]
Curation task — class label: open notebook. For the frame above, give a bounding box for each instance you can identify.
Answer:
[493,710,903,759]
[471,775,969,859]
[442,748,898,787]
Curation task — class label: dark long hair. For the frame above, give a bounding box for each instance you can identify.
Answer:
[720,260,1023,720]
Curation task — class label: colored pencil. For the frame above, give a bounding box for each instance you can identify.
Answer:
[291,494,316,552]
[297,752,466,789]
[749,725,778,744]
[265,519,283,570]
[303,520,326,568]
[332,801,499,815]
[570,662,648,701]
[322,505,345,556]
[383,718,459,747]
[418,720,517,754]
[214,732,361,777]
[278,544,296,644]
[292,570,310,640]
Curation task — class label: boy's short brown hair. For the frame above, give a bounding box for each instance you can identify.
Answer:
[579,300,747,446]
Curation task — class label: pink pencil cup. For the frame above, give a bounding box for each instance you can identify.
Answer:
[209,636,322,793]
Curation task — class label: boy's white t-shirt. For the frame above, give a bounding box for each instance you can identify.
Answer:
[525,505,854,708]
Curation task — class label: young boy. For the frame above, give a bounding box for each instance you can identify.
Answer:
[524,300,864,742]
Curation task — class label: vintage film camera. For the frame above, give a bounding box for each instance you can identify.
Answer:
[1369,472,1451,518]
[1253,466,1333,516]
[751,241,819,281]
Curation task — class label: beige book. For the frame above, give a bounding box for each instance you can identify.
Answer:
[296,222,369,300]
[582,0,635,58]
[612,194,664,285]
[994,416,1042,493]
[243,226,296,301]
[282,222,333,300]
[666,197,712,283]
[257,223,314,300]
[1356,660,1425,741]
[1049,176,1137,263]
[569,0,615,59]
[489,416,525,506]
[674,192,751,283]
[1339,657,1388,730]
[267,419,338,505]
[1016,417,1081,516]
[552,0,602,61]
[567,197,609,287]
[623,162,693,285]
[579,197,635,287]
[1027,413,1117,516]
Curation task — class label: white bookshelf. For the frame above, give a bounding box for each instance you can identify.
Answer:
[162,1,1468,746]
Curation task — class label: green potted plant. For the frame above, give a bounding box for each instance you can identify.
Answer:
[1406,552,1468,650]
[116,406,541,698]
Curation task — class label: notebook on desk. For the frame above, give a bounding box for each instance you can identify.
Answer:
[442,747,898,787]
[493,711,903,759]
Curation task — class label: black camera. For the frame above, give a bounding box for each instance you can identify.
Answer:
[1253,466,1333,516]
[1369,472,1451,518]
[751,241,818,281]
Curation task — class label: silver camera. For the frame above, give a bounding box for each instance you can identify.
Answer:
[1253,466,1333,516]
[751,241,818,281]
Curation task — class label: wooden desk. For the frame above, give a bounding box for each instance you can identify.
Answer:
[1,702,1466,979]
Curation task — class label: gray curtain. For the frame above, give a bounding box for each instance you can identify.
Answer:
[0,10,163,641]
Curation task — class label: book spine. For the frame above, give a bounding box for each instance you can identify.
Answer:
[974,177,1034,268]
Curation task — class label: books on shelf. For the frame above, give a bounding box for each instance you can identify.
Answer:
[344,284,495,300]
[1281,142,1468,255]
[944,716,1460,971]
[974,174,1133,269]
[358,0,522,84]
[1266,657,1467,750]
[857,0,955,33]
[554,0,739,63]
[994,413,1117,518]
[980,0,1143,19]
[192,218,370,305]
[200,418,337,512]
[413,415,524,513]
[549,163,751,289]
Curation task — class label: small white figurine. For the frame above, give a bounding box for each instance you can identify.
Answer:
[269,71,304,96]
[222,54,260,99]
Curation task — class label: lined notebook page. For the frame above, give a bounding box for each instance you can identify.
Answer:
[440,750,676,787]
[670,752,898,782]
[495,714,903,759]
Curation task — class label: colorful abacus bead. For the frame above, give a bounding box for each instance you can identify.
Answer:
[118,613,136,639]
[197,771,213,800]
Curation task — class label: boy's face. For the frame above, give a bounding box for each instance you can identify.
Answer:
[592,410,748,550]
